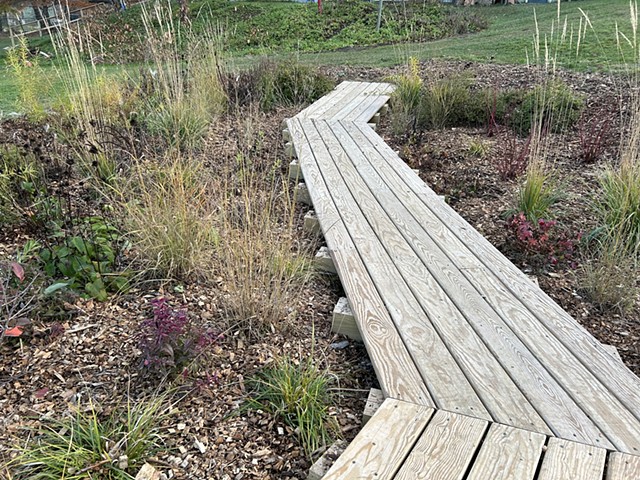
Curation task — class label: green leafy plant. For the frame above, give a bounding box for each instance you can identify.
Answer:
[249,357,337,458]
[508,80,583,136]
[254,59,334,112]
[11,397,167,480]
[40,217,128,301]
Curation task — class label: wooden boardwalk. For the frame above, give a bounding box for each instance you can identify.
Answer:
[284,81,640,478]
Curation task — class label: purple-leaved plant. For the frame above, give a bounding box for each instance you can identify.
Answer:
[138,298,222,378]
[507,213,580,270]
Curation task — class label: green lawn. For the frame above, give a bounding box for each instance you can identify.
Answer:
[291,0,636,70]
[1,0,635,114]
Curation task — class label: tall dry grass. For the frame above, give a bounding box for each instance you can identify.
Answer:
[572,1,640,309]
[140,1,226,150]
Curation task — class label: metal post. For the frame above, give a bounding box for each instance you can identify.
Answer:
[376,0,382,32]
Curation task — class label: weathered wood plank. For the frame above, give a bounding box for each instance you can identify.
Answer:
[356,124,640,430]
[322,82,387,121]
[353,96,391,124]
[314,119,547,431]
[340,83,394,123]
[344,120,619,449]
[352,120,640,453]
[537,437,606,480]
[299,82,371,121]
[606,452,640,480]
[394,409,488,480]
[466,423,545,480]
[294,81,359,119]
[323,398,434,480]
[287,118,433,405]
[307,119,493,420]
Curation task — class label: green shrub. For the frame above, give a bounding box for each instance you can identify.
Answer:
[419,75,474,130]
[508,80,583,136]
[249,357,337,458]
[256,60,334,111]
[12,397,166,480]
[390,57,423,134]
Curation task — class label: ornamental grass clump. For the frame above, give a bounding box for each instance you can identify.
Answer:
[120,154,219,281]
[11,397,167,480]
[389,56,423,134]
[249,356,337,459]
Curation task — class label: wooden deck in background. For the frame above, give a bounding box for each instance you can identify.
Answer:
[285,81,640,478]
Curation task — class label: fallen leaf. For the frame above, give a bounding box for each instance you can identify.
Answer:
[10,262,24,281]
[3,326,24,337]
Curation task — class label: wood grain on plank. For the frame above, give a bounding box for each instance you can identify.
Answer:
[345,120,620,449]
[308,119,493,420]
[394,409,488,480]
[537,437,606,480]
[295,81,364,119]
[352,120,640,451]
[323,398,433,480]
[466,423,545,480]
[301,81,371,120]
[315,119,547,431]
[341,83,394,123]
[288,118,433,405]
[606,452,640,480]
[353,123,640,437]
[323,82,389,121]
[352,95,392,124]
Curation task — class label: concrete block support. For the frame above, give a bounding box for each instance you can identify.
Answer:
[332,297,362,341]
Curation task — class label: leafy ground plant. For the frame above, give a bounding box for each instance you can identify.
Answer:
[507,213,579,270]
[248,356,337,459]
[11,396,167,480]
[138,297,222,379]
[39,216,129,301]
